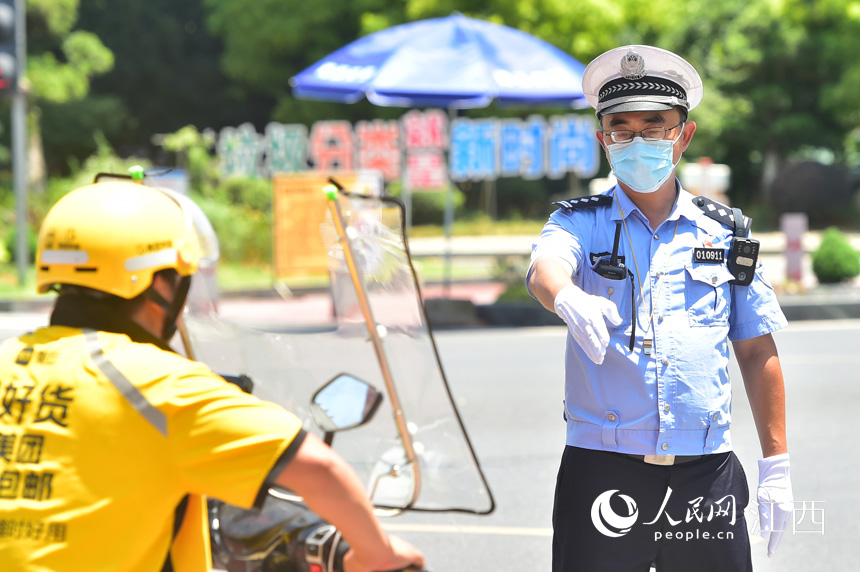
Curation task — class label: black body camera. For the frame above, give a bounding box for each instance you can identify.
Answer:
[727,237,759,286]
[727,207,759,286]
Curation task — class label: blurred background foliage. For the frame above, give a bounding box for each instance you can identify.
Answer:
[812,227,860,284]
[2,0,860,276]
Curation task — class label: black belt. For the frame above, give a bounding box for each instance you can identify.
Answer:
[616,453,706,466]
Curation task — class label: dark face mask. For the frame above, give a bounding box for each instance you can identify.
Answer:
[143,274,192,343]
[50,292,172,352]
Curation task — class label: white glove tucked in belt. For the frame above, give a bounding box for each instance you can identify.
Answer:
[553,284,622,365]
[757,453,793,557]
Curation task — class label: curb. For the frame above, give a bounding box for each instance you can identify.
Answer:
[777,293,860,322]
[0,299,53,313]
[3,288,859,329]
[423,294,860,329]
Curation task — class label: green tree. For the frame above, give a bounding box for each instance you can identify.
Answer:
[35,0,860,220]
[406,0,860,209]
[160,125,218,195]
[203,0,389,95]
[201,0,634,215]
[655,0,860,206]
[77,0,275,162]
[5,0,116,178]
[202,0,408,127]
[402,0,634,61]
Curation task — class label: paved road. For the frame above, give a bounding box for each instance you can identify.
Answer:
[2,314,855,571]
[383,322,856,572]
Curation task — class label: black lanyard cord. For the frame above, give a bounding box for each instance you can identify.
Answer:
[628,269,636,352]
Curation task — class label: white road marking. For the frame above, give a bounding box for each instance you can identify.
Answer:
[383,523,553,536]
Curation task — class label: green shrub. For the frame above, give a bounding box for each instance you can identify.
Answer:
[3,225,38,263]
[194,195,272,266]
[495,280,537,302]
[214,177,272,212]
[188,177,275,266]
[411,188,466,226]
[812,227,860,284]
[386,182,466,226]
[0,233,9,263]
[493,255,538,302]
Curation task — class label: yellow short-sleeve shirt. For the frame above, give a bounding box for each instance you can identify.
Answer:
[0,326,304,571]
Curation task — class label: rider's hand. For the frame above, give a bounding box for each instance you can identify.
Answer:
[757,453,793,558]
[343,534,425,572]
[554,284,622,365]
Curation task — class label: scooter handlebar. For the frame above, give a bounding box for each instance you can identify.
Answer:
[332,534,429,572]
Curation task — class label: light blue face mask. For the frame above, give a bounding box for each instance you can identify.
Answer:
[607,132,683,194]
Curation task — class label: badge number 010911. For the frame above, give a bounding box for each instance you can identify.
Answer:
[693,248,725,264]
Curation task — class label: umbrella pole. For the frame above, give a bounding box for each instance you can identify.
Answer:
[442,106,459,298]
[443,182,454,298]
[402,171,412,235]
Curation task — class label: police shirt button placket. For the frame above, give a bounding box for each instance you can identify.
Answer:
[658,399,670,434]
[654,269,664,330]
[652,250,668,437]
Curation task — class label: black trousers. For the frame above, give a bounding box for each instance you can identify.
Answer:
[552,446,753,572]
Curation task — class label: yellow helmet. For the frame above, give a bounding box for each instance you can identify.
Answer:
[36,180,218,299]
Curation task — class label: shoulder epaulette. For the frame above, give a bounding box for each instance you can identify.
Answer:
[552,195,613,211]
[692,196,751,236]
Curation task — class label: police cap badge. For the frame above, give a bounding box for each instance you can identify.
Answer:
[582,45,703,117]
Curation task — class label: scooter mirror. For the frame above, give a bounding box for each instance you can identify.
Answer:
[311,374,383,434]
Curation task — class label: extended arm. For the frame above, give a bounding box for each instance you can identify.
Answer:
[276,432,424,572]
[528,256,575,311]
[529,256,621,365]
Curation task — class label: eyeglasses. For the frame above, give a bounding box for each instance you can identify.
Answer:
[602,122,685,144]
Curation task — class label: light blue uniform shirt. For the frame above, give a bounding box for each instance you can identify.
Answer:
[528,184,787,456]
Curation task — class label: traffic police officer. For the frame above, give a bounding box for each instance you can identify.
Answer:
[0,179,424,572]
[528,45,792,571]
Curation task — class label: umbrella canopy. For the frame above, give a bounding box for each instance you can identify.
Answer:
[290,13,587,109]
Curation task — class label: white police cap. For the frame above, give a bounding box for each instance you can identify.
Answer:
[582,45,703,116]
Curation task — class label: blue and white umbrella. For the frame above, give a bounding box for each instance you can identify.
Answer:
[290,12,587,109]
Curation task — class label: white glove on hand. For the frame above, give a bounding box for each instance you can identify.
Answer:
[553,284,622,365]
[757,453,793,557]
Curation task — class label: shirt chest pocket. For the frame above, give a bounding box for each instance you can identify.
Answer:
[684,264,733,327]
[581,265,633,328]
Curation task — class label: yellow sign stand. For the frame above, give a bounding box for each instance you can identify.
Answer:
[272,171,379,280]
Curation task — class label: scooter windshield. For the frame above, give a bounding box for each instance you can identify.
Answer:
[181,188,494,515]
